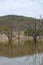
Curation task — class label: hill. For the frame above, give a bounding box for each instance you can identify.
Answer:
[0,15,41,31]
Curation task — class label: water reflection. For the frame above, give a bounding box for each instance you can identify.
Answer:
[0,39,43,57]
[0,53,43,65]
[0,38,43,65]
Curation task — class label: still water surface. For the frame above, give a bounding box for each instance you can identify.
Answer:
[0,53,43,65]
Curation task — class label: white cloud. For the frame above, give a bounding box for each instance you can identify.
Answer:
[0,0,43,18]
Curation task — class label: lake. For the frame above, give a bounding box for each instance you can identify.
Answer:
[0,53,43,65]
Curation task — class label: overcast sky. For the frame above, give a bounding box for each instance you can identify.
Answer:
[0,0,43,18]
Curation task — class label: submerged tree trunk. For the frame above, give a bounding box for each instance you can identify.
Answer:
[7,30,13,52]
[18,29,20,45]
[8,38,12,52]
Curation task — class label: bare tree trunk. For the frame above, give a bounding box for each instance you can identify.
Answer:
[28,36,29,40]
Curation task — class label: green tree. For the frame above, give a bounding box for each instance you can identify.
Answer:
[24,29,32,40]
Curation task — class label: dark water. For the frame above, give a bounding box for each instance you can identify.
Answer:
[0,53,43,65]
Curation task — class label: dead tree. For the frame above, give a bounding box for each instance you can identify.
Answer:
[33,22,37,46]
